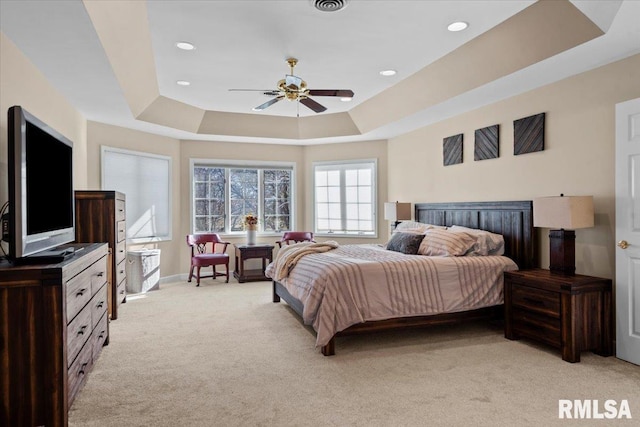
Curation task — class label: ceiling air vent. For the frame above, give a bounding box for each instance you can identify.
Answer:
[312,0,349,12]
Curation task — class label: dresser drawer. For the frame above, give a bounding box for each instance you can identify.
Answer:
[90,283,108,329]
[115,198,126,221]
[511,284,560,318]
[66,257,107,323]
[117,279,127,305]
[115,240,127,265]
[117,220,126,243]
[68,339,93,405]
[92,311,109,360]
[67,306,92,367]
[116,258,126,288]
[66,277,92,325]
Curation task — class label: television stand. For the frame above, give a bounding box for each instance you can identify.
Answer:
[12,247,76,265]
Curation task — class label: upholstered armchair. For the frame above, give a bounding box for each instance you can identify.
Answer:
[186,234,230,286]
[275,231,315,248]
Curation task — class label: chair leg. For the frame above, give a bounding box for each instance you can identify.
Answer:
[196,266,201,286]
[188,265,194,282]
[225,263,229,283]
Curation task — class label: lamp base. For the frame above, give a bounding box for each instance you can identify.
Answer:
[549,229,575,275]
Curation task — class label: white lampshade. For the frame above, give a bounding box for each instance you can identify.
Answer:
[533,196,594,229]
[384,202,411,221]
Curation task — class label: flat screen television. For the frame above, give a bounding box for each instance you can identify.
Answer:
[5,105,75,263]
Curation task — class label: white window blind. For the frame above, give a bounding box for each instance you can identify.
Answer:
[102,146,171,242]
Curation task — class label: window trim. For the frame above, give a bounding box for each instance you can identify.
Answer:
[312,158,378,239]
[101,145,172,244]
[189,158,296,236]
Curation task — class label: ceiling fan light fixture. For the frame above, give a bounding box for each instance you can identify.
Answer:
[340,97,352,102]
[175,41,195,50]
[447,21,468,32]
[176,80,191,86]
[380,69,396,77]
[311,0,349,12]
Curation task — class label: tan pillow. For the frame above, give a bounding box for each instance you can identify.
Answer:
[449,225,505,256]
[418,228,476,256]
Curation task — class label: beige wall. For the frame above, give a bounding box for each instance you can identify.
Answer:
[0,32,87,206]
[85,121,182,277]
[388,54,640,279]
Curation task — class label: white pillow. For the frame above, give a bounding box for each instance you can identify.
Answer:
[449,225,505,256]
[417,228,476,257]
[394,221,429,233]
[394,221,446,234]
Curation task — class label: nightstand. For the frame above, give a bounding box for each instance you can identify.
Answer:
[233,244,274,283]
[504,269,613,363]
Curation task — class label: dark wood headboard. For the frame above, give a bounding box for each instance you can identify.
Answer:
[414,201,536,269]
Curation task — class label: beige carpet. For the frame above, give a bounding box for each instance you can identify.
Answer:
[69,280,640,427]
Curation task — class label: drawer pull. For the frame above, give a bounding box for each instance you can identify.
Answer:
[523,297,545,306]
[76,288,87,297]
[79,362,89,376]
[119,289,125,295]
[97,272,104,277]
[98,331,106,339]
[77,325,88,336]
[96,301,104,308]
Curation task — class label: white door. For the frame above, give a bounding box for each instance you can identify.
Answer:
[615,97,640,365]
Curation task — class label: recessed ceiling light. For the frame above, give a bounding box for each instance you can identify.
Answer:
[340,97,352,102]
[380,69,396,77]
[176,80,191,86]
[447,21,468,32]
[176,41,195,50]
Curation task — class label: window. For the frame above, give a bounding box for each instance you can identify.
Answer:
[313,160,377,236]
[102,146,172,242]
[191,160,294,234]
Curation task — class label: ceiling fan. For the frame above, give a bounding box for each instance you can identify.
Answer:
[229,58,354,114]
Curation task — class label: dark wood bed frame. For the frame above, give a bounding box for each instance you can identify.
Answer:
[272,200,536,355]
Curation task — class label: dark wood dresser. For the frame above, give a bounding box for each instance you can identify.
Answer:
[0,243,109,427]
[504,268,613,363]
[75,190,127,320]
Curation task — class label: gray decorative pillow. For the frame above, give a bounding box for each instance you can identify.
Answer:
[386,232,425,255]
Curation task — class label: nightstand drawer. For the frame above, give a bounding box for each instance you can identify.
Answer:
[512,310,561,347]
[511,285,560,318]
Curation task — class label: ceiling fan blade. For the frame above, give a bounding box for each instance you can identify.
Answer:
[308,89,354,98]
[253,97,283,111]
[300,97,327,113]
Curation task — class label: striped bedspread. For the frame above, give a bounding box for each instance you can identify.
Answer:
[265,244,518,347]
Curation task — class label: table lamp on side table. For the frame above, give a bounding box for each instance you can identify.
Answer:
[533,195,594,276]
[384,202,412,234]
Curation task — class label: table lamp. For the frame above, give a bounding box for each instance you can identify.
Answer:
[384,202,411,232]
[533,195,594,275]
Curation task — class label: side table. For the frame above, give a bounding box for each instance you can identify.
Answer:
[504,268,613,363]
[233,244,274,283]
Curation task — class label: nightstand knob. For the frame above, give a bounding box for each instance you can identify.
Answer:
[617,240,629,249]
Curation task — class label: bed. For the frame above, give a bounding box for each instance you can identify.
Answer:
[268,201,536,355]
